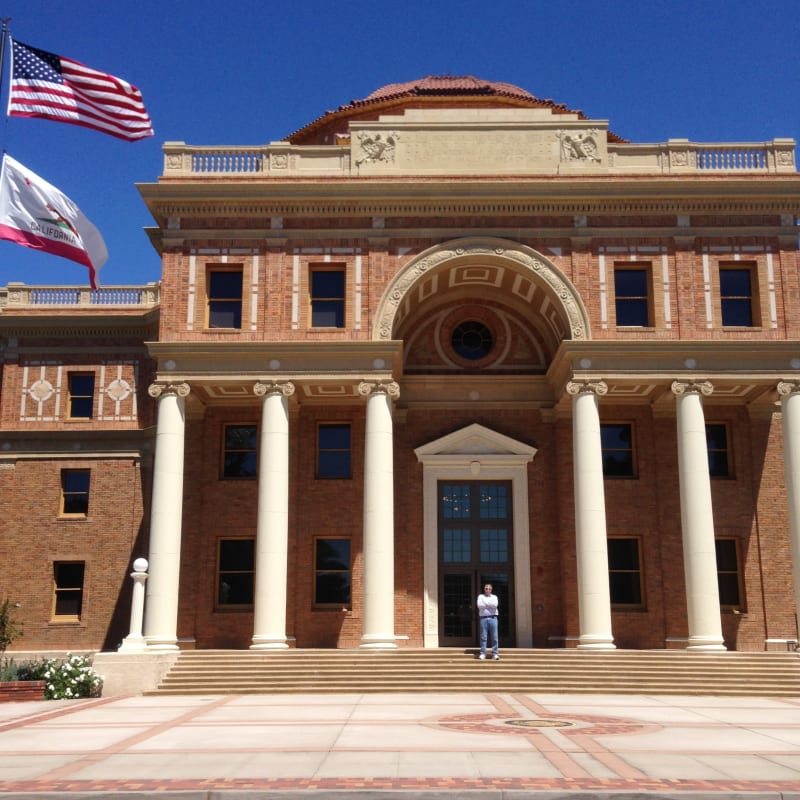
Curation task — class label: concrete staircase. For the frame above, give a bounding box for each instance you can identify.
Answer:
[148,649,800,696]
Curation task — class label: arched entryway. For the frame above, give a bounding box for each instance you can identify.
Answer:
[378,237,587,649]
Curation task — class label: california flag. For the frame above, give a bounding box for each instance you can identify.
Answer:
[0,154,107,288]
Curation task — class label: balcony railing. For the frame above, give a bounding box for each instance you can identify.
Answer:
[0,283,161,310]
[160,138,796,177]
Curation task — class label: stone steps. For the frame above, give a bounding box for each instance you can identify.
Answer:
[149,649,800,696]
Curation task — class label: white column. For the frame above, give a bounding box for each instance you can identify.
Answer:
[143,382,190,650]
[672,380,725,650]
[358,380,400,648]
[566,380,615,650]
[118,558,149,652]
[251,381,294,649]
[778,380,800,638]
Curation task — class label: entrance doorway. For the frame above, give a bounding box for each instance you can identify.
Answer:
[438,481,515,647]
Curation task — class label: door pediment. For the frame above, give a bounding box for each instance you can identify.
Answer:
[415,423,536,464]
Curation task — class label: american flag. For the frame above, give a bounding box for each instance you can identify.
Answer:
[8,38,154,142]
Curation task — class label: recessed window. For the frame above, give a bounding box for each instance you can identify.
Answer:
[715,537,743,609]
[614,266,651,327]
[222,424,258,479]
[217,538,255,607]
[207,268,243,329]
[61,469,90,516]
[451,320,493,360]
[67,373,95,419]
[600,423,635,478]
[706,423,732,478]
[720,265,757,327]
[310,266,345,327]
[314,537,351,607]
[317,423,351,479]
[53,562,85,620]
[608,537,644,607]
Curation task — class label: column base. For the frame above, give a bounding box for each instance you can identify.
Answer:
[117,635,148,653]
[577,634,616,650]
[686,639,727,651]
[250,636,290,650]
[144,637,180,651]
[360,635,399,649]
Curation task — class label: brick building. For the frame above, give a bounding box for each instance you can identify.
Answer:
[2,76,800,656]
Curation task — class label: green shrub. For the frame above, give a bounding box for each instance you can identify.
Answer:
[0,598,23,655]
[41,654,103,699]
[15,659,49,681]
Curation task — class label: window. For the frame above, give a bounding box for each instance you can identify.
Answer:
[52,562,85,620]
[217,538,255,607]
[310,266,345,327]
[715,538,743,608]
[719,265,756,327]
[317,423,351,479]
[614,266,651,327]
[314,538,351,607]
[607,537,643,607]
[222,424,258,479]
[207,268,243,328]
[600,423,635,477]
[67,373,95,419]
[451,320,494,360]
[706,423,732,478]
[61,469,90,516]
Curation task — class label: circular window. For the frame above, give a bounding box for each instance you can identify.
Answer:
[451,320,493,361]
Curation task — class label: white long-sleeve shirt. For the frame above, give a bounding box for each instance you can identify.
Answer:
[477,593,499,617]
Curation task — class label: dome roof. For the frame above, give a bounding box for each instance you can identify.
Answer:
[285,75,624,144]
[361,75,541,103]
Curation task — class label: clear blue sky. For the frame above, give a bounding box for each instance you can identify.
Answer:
[0,0,798,287]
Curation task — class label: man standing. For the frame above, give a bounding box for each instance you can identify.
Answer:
[477,583,500,660]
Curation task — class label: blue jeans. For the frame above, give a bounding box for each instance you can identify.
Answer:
[479,616,499,657]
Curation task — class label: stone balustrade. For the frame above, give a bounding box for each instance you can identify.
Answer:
[0,283,160,309]
[160,138,796,177]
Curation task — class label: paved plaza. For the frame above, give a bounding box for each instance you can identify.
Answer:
[1,690,800,798]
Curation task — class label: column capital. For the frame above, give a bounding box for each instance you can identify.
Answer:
[566,379,608,398]
[148,381,191,399]
[358,380,400,399]
[671,379,713,397]
[777,380,800,398]
[254,380,295,398]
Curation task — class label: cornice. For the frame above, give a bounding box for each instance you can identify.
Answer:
[0,311,159,337]
[146,339,404,377]
[138,175,800,220]
[547,339,800,393]
[143,196,800,221]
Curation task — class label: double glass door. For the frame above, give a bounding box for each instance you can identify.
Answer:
[438,481,514,647]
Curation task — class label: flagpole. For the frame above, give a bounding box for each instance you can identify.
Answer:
[0,18,10,154]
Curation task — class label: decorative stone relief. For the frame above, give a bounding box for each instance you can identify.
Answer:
[355,131,399,166]
[28,379,55,403]
[106,378,132,402]
[670,149,696,168]
[373,238,589,343]
[270,153,289,170]
[558,130,601,163]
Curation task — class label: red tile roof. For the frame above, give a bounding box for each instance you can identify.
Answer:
[285,75,625,144]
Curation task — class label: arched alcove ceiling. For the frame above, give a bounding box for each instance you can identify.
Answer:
[373,238,590,367]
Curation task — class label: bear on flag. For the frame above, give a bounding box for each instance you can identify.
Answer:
[0,154,108,289]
